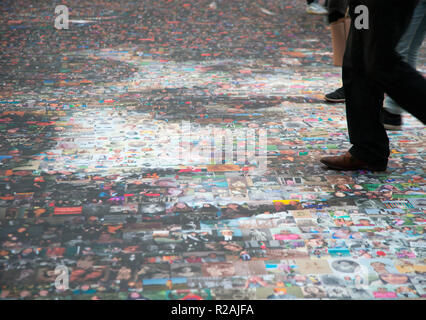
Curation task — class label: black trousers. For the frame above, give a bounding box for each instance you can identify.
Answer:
[343,0,426,166]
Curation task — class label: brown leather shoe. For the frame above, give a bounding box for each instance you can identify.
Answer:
[320,152,387,171]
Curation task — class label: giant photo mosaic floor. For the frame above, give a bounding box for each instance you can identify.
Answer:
[0,0,425,300]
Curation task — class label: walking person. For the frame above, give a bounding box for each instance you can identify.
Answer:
[382,0,426,130]
[325,0,425,113]
[320,0,426,171]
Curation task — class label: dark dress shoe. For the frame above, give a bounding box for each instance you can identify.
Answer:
[320,152,387,171]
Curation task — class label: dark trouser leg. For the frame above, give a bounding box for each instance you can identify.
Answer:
[343,0,425,167]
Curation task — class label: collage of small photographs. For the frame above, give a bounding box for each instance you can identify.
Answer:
[0,0,425,300]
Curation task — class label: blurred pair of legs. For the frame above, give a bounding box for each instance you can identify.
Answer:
[383,0,426,124]
[325,0,425,129]
[321,0,426,171]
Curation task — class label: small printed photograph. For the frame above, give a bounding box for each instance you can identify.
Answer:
[202,262,236,278]
[109,203,138,214]
[248,187,282,201]
[219,203,253,219]
[180,208,218,225]
[329,258,364,275]
[166,288,214,300]
[135,263,171,280]
[166,202,193,214]
[365,208,406,215]
[226,174,249,199]
[82,203,111,216]
[278,239,307,250]
[264,259,299,275]
[394,259,426,274]
[407,198,426,210]
[350,247,385,259]
[301,285,327,299]
[325,175,354,185]
[305,238,328,249]
[286,274,317,287]
[241,275,275,289]
[233,261,267,276]
[296,259,332,275]
[256,284,303,300]
[369,273,412,287]
[142,277,188,292]
[214,228,243,242]
[347,287,374,300]
[303,175,329,186]
[35,267,58,284]
[299,225,330,235]
[138,202,167,218]
[241,229,272,242]
[382,200,415,210]
[329,209,351,220]
[333,217,354,227]
[263,248,309,260]
[252,211,296,225]
[1,270,35,285]
[320,274,347,287]
[409,275,426,297]
[237,218,270,229]
[328,247,351,258]
[171,263,203,278]
[391,247,417,259]
[351,215,376,227]
[181,229,214,242]
[248,175,281,187]
[182,251,227,263]
[329,227,366,240]
[325,286,352,299]
[393,285,421,298]
[369,285,399,299]
[212,287,257,300]
[326,238,349,249]
[206,164,241,172]
[296,218,317,228]
[308,247,330,259]
[273,200,303,211]
[341,274,368,287]
[153,230,184,243]
[187,277,238,290]
[279,177,304,186]
[291,209,314,219]
[355,198,386,210]
[270,227,303,240]
[359,258,401,276]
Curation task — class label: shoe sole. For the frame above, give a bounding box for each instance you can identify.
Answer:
[383,123,402,131]
[320,160,387,172]
[324,96,345,103]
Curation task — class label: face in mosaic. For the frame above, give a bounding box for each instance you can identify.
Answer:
[0,0,425,300]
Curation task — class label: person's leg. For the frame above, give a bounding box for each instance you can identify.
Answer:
[402,0,426,68]
[362,0,426,124]
[342,11,389,167]
[384,0,426,116]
